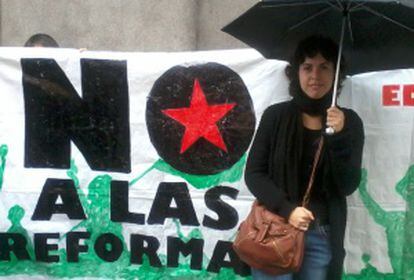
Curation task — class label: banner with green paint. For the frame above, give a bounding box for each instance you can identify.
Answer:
[340,70,414,280]
[0,47,413,279]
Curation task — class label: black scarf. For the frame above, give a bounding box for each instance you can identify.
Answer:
[292,90,332,116]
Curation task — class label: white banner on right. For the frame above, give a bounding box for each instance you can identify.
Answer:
[340,69,414,279]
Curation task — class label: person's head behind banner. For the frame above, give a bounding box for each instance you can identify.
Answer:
[24,33,59,48]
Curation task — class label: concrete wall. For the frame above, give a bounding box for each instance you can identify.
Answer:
[0,0,256,52]
[197,0,256,50]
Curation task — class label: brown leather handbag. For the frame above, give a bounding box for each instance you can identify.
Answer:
[233,137,324,275]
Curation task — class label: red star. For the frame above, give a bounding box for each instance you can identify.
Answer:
[162,79,236,154]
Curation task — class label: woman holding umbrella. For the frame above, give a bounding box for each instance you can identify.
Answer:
[244,35,364,280]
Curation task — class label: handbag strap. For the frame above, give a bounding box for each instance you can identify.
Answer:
[301,136,324,208]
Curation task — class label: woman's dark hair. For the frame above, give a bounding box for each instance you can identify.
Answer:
[24,33,59,47]
[285,35,346,97]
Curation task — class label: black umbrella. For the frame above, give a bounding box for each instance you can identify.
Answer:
[222,0,414,133]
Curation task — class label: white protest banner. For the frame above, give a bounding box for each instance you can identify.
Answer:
[0,47,413,279]
[0,47,287,279]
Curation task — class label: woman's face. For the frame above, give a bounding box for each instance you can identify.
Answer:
[299,53,335,99]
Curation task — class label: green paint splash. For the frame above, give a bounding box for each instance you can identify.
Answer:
[173,218,203,241]
[2,205,38,275]
[63,160,131,277]
[401,165,414,279]
[344,166,414,280]
[67,159,80,188]
[129,161,159,187]
[0,144,8,190]
[152,155,247,189]
[343,254,396,280]
[7,205,35,260]
[358,169,405,277]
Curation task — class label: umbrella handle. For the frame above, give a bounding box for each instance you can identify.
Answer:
[326,16,346,136]
[325,126,335,135]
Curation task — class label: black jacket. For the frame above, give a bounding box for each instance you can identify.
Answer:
[245,100,364,279]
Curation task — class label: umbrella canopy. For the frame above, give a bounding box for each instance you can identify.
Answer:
[222,0,414,75]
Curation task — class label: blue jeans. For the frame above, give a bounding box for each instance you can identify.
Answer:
[251,225,332,280]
